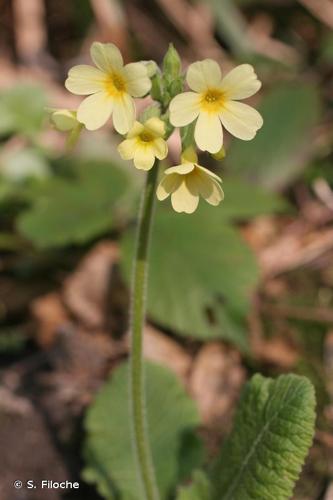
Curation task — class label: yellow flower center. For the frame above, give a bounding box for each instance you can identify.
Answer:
[139,131,154,143]
[201,88,225,113]
[105,72,127,96]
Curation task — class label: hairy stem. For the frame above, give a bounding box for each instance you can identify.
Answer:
[129,163,160,500]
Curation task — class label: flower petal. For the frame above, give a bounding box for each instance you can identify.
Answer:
[185,174,200,196]
[127,121,144,139]
[117,138,136,160]
[186,59,222,92]
[219,101,263,140]
[151,138,168,160]
[164,163,195,175]
[123,62,151,97]
[220,64,262,100]
[171,181,199,214]
[205,179,224,206]
[133,145,155,170]
[51,110,77,131]
[77,92,113,130]
[90,42,123,72]
[196,164,222,183]
[194,112,223,153]
[156,174,182,200]
[65,65,106,95]
[169,92,200,127]
[195,170,224,206]
[144,117,165,137]
[112,95,135,134]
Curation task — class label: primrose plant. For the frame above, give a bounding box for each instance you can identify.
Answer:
[53,43,316,500]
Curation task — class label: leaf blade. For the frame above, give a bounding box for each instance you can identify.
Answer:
[212,374,316,500]
[82,362,203,500]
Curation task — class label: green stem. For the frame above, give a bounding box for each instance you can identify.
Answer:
[129,163,160,500]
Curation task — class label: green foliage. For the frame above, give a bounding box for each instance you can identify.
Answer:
[83,362,202,500]
[0,148,51,181]
[211,373,316,500]
[226,83,321,190]
[17,159,131,248]
[320,31,333,63]
[122,181,286,349]
[177,471,213,500]
[220,178,289,219]
[0,85,46,137]
[0,328,27,353]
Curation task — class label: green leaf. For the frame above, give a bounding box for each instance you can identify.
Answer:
[221,178,289,219]
[122,204,259,349]
[82,362,202,500]
[226,83,321,190]
[212,373,316,500]
[0,85,47,137]
[177,471,213,500]
[122,180,286,349]
[17,159,131,248]
[1,148,51,181]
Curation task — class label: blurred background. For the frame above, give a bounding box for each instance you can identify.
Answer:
[1,0,333,499]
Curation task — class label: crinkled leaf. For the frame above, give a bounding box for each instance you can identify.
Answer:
[226,83,321,190]
[212,373,316,500]
[82,362,202,500]
[17,159,131,248]
[122,204,259,348]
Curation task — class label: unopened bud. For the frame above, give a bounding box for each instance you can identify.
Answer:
[49,108,83,150]
[163,44,181,79]
[50,109,78,132]
[142,60,158,78]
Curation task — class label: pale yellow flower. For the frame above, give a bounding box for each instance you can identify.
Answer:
[118,117,168,170]
[65,42,151,133]
[156,149,224,214]
[169,61,263,154]
[50,109,79,131]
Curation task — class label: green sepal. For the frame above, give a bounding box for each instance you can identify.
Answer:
[163,43,181,80]
[151,71,164,102]
[180,122,196,151]
[168,75,185,98]
[140,104,161,123]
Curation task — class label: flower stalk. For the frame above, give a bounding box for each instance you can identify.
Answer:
[129,163,160,500]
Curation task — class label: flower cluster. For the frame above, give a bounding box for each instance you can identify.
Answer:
[54,42,263,214]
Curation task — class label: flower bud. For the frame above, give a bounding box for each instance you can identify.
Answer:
[163,44,181,79]
[141,60,158,78]
[49,108,83,150]
[50,109,78,132]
